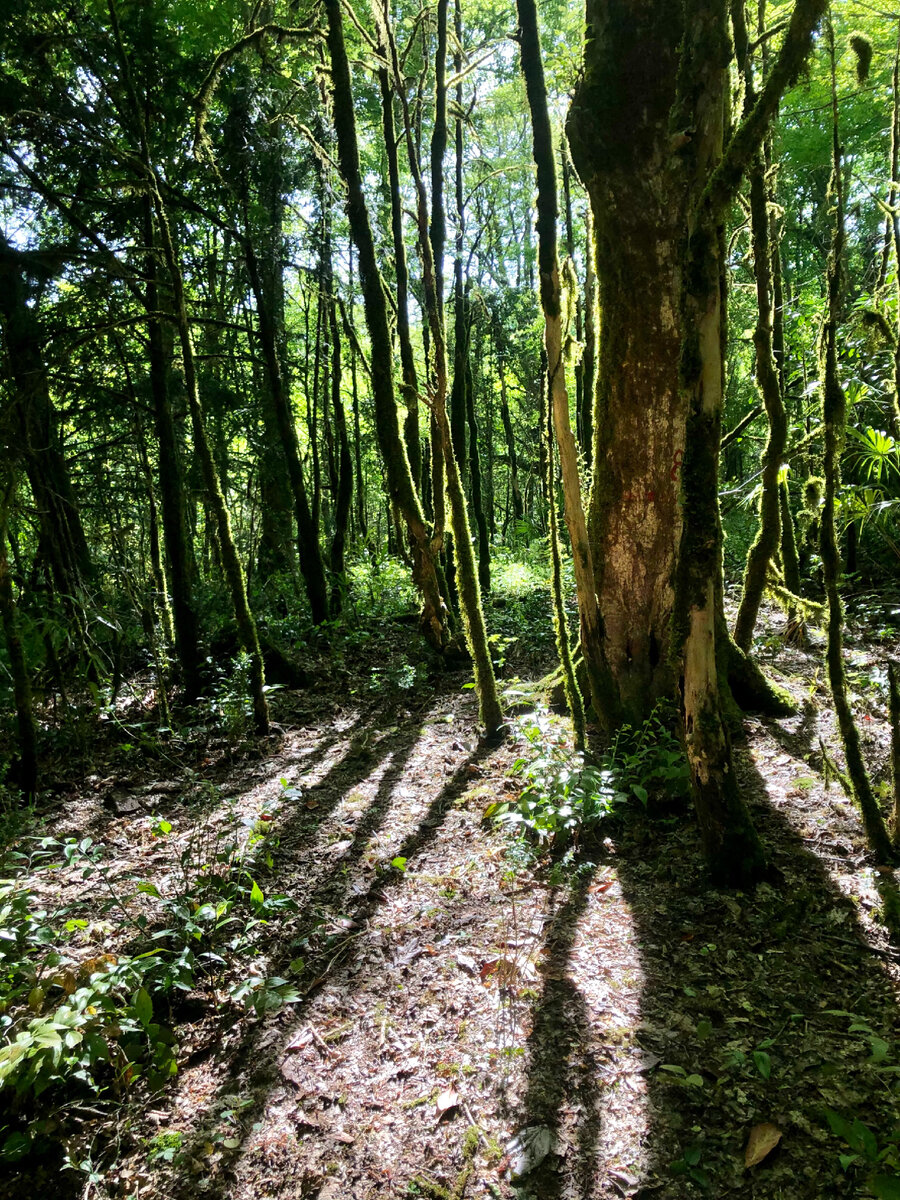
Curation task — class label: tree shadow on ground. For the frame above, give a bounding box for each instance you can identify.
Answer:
[507,874,604,1200]
[161,703,490,1192]
[513,726,900,1199]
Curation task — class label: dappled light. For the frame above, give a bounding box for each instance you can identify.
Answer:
[7,0,900,1196]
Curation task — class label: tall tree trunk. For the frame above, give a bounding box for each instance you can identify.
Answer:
[327,280,352,614]
[567,0,825,879]
[377,0,502,729]
[244,238,329,624]
[516,0,618,725]
[0,490,37,799]
[582,202,596,470]
[465,354,491,594]
[819,24,894,863]
[496,338,525,524]
[568,0,824,728]
[377,20,422,488]
[561,139,587,458]
[140,200,202,699]
[0,237,93,604]
[732,7,788,651]
[323,0,453,654]
[449,0,469,478]
[151,186,269,734]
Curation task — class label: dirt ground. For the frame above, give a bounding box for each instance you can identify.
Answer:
[5,600,900,1199]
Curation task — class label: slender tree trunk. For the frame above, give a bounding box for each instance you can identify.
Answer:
[449,0,469,478]
[516,0,618,725]
[151,187,269,734]
[0,496,37,798]
[732,6,789,651]
[543,365,585,749]
[465,354,491,593]
[582,202,596,469]
[324,0,453,654]
[497,343,524,523]
[820,26,894,862]
[140,201,202,699]
[328,289,352,613]
[378,0,501,728]
[377,22,422,488]
[244,239,329,624]
[0,237,93,604]
[561,140,586,458]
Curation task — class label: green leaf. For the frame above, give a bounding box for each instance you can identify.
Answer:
[752,1050,771,1080]
[874,1176,900,1200]
[391,857,408,872]
[137,882,161,898]
[249,881,264,909]
[825,1108,854,1142]
[869,1037,891,1064]
[0,1132,30,1162]
[850,1118,878,1160]
[838,1154,859,1172]
[133,987,153,1027]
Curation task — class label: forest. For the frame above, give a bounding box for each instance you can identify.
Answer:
[6,0,900,1195]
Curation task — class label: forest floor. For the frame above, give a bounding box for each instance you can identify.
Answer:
[5,588,900,1199]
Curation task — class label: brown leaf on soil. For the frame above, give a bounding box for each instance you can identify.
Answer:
[744,1122,782,1168]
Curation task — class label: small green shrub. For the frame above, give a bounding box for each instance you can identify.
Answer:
[485,703,689,846]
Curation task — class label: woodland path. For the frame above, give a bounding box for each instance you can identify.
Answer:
[10,607,900,1200]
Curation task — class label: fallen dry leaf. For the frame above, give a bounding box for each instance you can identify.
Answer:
[744,1122,782,1168]
[436,1088,459,1118]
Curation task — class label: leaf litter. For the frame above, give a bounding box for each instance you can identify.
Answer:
[5,605,900,1198]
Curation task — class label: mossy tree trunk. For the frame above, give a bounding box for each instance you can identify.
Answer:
[819,26,894,863]
[516,0,618,727]
[732,7,789,652]
[497,346,525,525]
[0,236,93,606]
[0,486,37,799]
[568,0,823,735]
[375,0,501,730]
[140,200,202,700]
[561,140,587,459]
[568,0,824,880]
[376,29,422,490]
[543,363,585,749]
[243,223,329,625]
[151,186,269,735]
[324,0,454,657]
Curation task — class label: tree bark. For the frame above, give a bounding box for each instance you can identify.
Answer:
[323,0,453,655]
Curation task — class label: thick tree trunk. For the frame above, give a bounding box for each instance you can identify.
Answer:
[568,4,685,723]
[567,0,824,879]
[568,0,823,731]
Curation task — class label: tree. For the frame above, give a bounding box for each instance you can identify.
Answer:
[567,0,826,881]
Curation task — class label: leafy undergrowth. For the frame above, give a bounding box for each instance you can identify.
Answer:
[3,600,900,1198]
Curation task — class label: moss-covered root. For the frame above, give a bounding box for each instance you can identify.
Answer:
[723,632,796,717]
